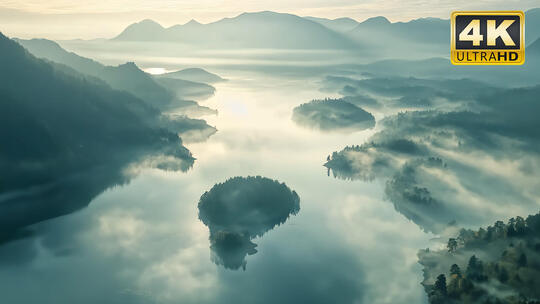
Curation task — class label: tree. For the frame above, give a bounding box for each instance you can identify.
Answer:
[515,216,527,235]
[447,278,459,298]
[447,238,458,252]
[466,255,485,281]
[518,253,527,267]
[485,226,494,240]
[507,217,517,237]
[526,213,540,233]
[476,227,486,240]
[434,274,447,296]
[494,221,505,237]
[450,264,461,277]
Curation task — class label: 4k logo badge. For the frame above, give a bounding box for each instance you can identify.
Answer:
[451,11,525,65]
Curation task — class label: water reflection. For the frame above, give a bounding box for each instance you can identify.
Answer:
[0,68,429,304]
[198,176,300,270]
[0,34,196,245]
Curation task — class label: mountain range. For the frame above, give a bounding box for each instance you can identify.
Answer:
[15,38,217,115]
[114,11,359,49]
[113,9,540,52]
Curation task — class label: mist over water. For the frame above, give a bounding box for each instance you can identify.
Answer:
[0,58,432,303]
[2,8,540,304]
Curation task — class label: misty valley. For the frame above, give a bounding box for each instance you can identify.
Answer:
[1,8,540,304]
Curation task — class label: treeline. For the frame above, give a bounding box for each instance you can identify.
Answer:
[421,213,540,304]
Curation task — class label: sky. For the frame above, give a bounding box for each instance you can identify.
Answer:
[0,0,538,39]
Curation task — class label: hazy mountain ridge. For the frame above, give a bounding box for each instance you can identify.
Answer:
[114,11,360,49]
[344,8,538,56]
[525,8,540,45]
[0,32,196,241]
[15,38,217,115]
[112,8,539,57]
[528,37,540,53]
[303,16,359,32]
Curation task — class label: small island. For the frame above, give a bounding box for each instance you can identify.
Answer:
[292,98,375,132]
[198,176,300,270]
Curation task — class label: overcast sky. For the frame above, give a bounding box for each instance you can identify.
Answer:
[0,0,538,39]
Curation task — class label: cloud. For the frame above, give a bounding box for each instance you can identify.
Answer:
[214,240,366,304]
[198,176,300,270]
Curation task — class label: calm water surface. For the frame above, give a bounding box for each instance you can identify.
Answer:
[1,70,435,304]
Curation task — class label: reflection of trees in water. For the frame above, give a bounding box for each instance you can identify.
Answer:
[210,231,258,270]
[0,164,127,245]
[198,176,300,270]
[0,33,196,245]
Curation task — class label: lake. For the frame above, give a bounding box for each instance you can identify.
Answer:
[0,62,435,303]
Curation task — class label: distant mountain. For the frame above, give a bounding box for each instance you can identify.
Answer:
[0,32,195,241]
[354,16,391,29]
[114,19,166,41]
[303,16,359,32]
[348,16,448,50]
[15,38,216,113]
[526,8,540,46]
[528,37,540,54]
[159,68,226,83]
[113,9,539,54]
[346,8,538,56]
[114,11,360,49]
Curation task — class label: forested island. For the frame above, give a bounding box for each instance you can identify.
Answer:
[292,98,375,132]
[198,176,300,270]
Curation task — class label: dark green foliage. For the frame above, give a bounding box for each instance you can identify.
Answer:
[292,98,375,132]
[466,255,486,282]
[450,264,461,276]
[15,38,217,112]
[198,176,300,270]
[0,33,194,243]
[447,238,458,252]
[434,274,447,295]
[419,212,540,304]
[324,76,540,233]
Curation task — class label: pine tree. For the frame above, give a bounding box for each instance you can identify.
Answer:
[447,238,458,252]
[450,264,461,277]
[434,274,447,296]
